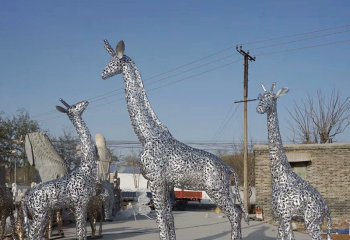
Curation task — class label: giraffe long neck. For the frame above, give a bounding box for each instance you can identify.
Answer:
[266,102,292,182]
[122,58,171,145]
[70,115,97,176]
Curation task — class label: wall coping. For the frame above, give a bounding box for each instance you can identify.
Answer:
[253,143,350,151]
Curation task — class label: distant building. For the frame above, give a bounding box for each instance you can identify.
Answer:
[115,166,148,191]
[254,143,350,225]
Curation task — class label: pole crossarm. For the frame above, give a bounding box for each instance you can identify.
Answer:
[236,45,256,62]
[234,98,258,104]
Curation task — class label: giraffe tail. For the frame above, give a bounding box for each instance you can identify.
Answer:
[231,171,249,224]
[325,204,332,240]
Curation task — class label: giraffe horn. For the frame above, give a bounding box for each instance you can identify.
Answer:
[104,39,116,56]
[271,82,276,91]
[59,98,70,108]
[261,84,267,92]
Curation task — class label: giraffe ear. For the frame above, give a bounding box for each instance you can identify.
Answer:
[275,87,289,98]
[56,106,67,113]
[116,40,125,59]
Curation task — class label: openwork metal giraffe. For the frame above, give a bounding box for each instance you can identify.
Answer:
[101,40,246,240]
[24,99,98,239]
[256,83,332,240]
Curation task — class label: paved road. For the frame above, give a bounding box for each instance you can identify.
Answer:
[56,210,313,240]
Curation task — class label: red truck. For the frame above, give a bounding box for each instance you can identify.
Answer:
[174,190,202,202]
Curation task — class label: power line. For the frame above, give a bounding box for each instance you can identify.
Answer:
[35,58,241,122]
[239,23,350,46]
[32,24,350,121]
[79,25,350,107]
[146,54,237,87]
[147,59,241,92]
[76,24,350,106]
[211,104,242,141]
[144,47,233,81]
[255,38,350,57]
[250,28,350,51]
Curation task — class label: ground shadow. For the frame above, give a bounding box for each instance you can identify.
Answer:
[245,225,275,240]
[193,230,231,240]
[102,227,160,239]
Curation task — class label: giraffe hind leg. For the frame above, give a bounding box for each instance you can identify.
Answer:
[306,223,322,240]
[207,189,242,240]
[305,216,323,240]
[304,206,324,240]
[277,217,294,240]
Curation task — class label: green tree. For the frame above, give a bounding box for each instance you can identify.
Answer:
[0,110,41,167]
[51,131,80,171]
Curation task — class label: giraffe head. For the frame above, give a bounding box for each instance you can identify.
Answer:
[256,83,289,114]
[56,98,89,116]
[102,40,126,80]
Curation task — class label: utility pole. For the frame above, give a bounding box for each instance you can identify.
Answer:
[236,45,255,213]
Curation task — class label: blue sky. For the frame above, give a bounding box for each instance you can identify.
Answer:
[1,1,350,154]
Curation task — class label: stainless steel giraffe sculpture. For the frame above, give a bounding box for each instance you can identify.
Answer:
[256,83,332,240]
[101,40,247,240]
[24,99,98,239]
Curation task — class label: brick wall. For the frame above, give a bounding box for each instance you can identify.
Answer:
[254,143,350,224]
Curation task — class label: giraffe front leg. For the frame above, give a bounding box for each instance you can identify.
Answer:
[0,214,5,240]
[98,214,102,237]
[10,212,17,240]
[277,218,294,240]
[46,214,52,239]
[89,216,96,238]
[29,213,49,240]
[149,180,176,240]
[75,205,88,240]
[304,213,323,240]
[165,189,175,240]
[56,209,64,237]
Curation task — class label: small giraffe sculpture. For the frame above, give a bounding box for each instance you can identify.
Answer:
[101,40,246,240]
[256,83,332,240]
[25,132,67,238]
[87,183,104,239]
[95,133,115,221]
[24,99,98,239]
[0,185,16,240]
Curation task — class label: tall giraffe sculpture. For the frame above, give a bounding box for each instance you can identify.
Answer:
[256,83,332,240]
[101,40,247,240]
[24,99,98,239]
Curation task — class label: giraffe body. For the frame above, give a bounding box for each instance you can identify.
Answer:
[24,100,97,240]
[257,84,332,240]
[102,40,246,240]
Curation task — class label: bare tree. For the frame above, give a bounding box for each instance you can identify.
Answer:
[288,89,350,144]
[288,100,317,144]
